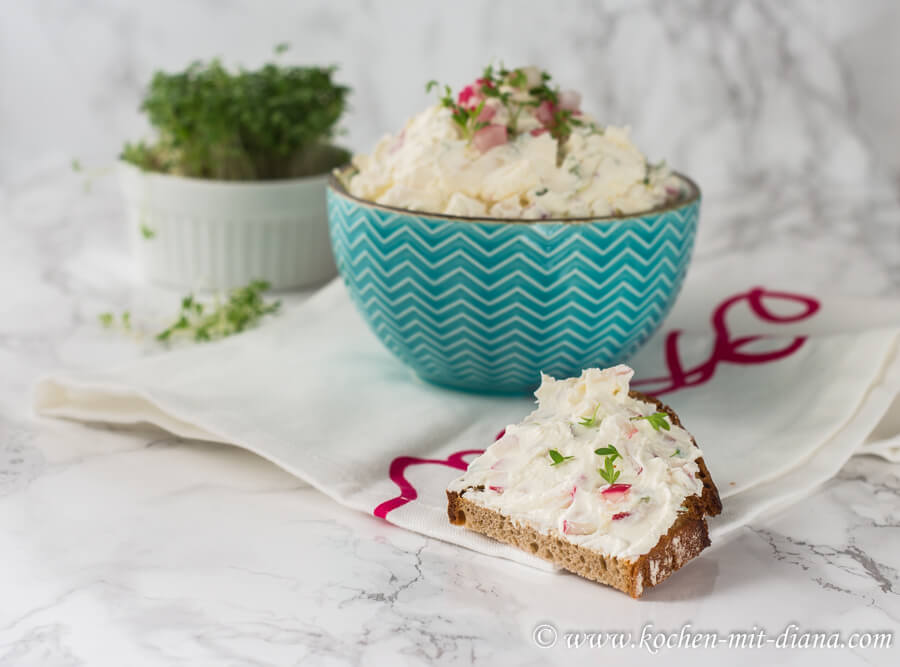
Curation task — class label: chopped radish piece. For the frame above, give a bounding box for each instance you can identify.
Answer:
[457,84,477,107]
[488,485,504,494]
[612,512,631,521]
[494,428,506,441]
[558,89,582,111]
[473,124,508,153]
[562,518,596,535]
[477,105,497,123]
[535,100,556,126]
[602,483,631,497]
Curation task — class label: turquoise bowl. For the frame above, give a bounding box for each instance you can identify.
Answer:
[327,174,700,394]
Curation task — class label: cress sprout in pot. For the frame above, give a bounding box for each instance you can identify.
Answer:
[122,49,350,181]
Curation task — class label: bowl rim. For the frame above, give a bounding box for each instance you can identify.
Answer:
[328,167,700,225]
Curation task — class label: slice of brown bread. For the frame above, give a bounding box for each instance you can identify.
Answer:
[447,391,722,598]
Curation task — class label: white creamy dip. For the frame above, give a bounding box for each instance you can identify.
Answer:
[447,365,704,560]
[347,66,686,219]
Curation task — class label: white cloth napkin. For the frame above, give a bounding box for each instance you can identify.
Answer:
[33,262,900,570]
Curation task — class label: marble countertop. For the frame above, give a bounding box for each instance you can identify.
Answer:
[0,164,898,666]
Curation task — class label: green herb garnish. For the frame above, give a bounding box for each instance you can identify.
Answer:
[594,444,620,462]
[98,311,132,331]
[595,444,622,484]
[671,448,681,457]
[578,403,602,428]
[534,187,548,197]
[598,456,621,485]
[427,64,588,146]
[631,412,671,431]
[139,224,156,240]
[548,449,575,466]
[121,57,350,180]
[156,279,280,343]
[426,80,490,142]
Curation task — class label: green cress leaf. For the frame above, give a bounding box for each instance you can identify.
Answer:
[598,456,621,484]
[578,403,602,427]
[593,444,620,462]
[631,412,671,431]
[548,449,575,466]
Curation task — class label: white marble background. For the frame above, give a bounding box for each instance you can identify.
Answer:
[2,0,899,195]
[1,1,900,665]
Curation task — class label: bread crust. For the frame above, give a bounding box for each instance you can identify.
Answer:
[447,390,722,598]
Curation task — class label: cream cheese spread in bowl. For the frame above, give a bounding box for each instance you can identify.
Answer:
[346,65,685,220]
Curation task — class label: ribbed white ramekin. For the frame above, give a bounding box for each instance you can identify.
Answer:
[118,162,337,290]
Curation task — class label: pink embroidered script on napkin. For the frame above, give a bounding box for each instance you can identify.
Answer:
[373,287,821,519]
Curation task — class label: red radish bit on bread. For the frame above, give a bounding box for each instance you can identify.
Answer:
[494,429,506,441]
[562,518,596,535]
[602,483,631,497]
[488,485,504,494]
[612,512,631,521]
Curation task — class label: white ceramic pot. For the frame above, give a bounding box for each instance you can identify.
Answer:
[118,162,337,290]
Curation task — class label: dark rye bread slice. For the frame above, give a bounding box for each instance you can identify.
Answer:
[447,391,722,598]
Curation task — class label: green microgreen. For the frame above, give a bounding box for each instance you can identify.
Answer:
[671,448,681,457]
[121,56,350,180]
[139,223,156,240]
[548,448,575,466]
[593,444,620,462]
[98,311,132,331]
[534,187,548,197]
[598,456,621,485]
[578,403,602,428]
[156,279,280,343]
[631,412,671,431]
